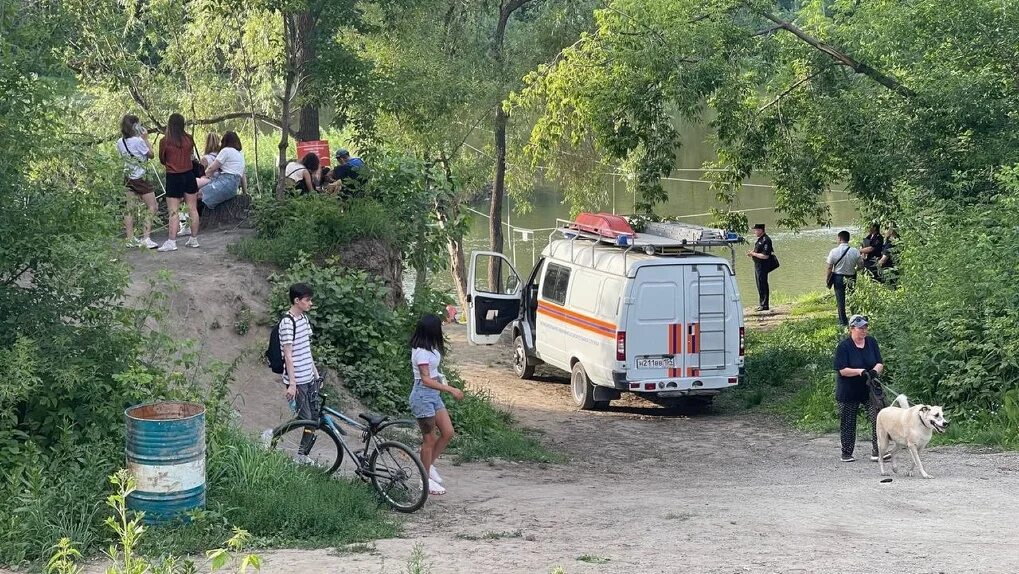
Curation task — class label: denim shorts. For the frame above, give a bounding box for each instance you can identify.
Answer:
[201,172,241,208]
[409,386,446,419]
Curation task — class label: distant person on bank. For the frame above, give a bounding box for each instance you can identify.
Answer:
[860,222,884,281]
[878,225,899,286]
[285,153,320,194]
[116,114,158,249]
[328,148,366,193]
[747,223,775,311]
[825,230,862,327]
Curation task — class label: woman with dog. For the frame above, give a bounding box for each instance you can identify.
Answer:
[833,314,886,462]
[408,314,464,496]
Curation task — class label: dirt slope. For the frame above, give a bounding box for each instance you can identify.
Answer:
[41,231,1019,574]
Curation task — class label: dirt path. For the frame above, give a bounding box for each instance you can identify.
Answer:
[77,231,1019,573]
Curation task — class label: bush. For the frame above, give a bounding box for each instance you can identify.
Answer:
[231,195,400,267]
[850,188,1019,441]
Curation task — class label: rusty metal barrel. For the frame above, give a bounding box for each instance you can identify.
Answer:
[124,401,206,523]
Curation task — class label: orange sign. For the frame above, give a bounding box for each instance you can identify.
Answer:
[296,140,331,166]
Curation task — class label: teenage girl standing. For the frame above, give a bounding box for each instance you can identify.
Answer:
[408,314,463,496]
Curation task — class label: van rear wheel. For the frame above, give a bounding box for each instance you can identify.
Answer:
[513,336,536,379]
[571,362,607,410]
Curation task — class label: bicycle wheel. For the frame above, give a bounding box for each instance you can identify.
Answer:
[368,440,427,513]
[270,419,344,475]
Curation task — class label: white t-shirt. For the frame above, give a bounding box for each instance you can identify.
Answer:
[411,347,442,380]
[285,161,308,182]
[827,244,862,276]
[279,313,315,385]
[117,136,150,180]
[214,147,245,176]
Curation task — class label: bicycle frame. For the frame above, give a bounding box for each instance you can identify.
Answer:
[314,395,417,478]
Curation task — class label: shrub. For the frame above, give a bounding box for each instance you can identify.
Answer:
[851,189,1019,434]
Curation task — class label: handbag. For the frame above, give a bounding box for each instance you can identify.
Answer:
[768,254,780,272]
[826,245,851,289]
[191,138,205,178]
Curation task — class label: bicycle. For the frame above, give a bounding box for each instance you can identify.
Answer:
[268,389,428,513]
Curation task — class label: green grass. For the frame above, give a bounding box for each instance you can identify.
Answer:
[142,427,399,555]
[454,529,523,541]
[576,554,611,564]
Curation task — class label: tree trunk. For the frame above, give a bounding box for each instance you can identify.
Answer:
[295,10,320,142]
[487,0,533,290]
[436,154,469,316]
[276,13,299,200]
[488,105,508,290]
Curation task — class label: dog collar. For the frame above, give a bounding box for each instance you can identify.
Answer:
[918,412,930,429]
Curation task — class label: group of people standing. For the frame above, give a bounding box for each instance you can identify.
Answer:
[748,221,899,326]
[117,113,247,252]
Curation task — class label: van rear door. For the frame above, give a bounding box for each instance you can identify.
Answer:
[467,251,522,345]
[623,265,686,380]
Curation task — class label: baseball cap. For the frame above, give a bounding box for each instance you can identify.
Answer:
[848,314,869,328]
[335,148,350,159]
[753,223,766,230]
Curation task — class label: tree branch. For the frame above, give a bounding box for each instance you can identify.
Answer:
[758,64,835,112]
[754,9,915,98]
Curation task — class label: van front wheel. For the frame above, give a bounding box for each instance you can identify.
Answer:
[513,336,536,379]
[571,362,606,410]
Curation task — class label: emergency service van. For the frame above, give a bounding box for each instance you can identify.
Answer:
[467,213,746,410]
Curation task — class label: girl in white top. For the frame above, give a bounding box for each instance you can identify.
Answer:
[408,314,463,496]
[116,114,158,249]
[285,152,320,193]
[197,131,247,220]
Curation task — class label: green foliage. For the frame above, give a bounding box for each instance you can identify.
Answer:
[46,470,263,574]
[847,190,1019,443]
[515,0,1019,225]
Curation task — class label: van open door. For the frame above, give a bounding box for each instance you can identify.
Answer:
[468,251,522,345]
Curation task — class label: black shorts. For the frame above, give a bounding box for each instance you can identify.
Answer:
[165,171,198,199]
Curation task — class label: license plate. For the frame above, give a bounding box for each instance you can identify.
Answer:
[636,356,674,369]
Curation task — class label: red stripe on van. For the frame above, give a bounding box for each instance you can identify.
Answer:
[536,301,616,339]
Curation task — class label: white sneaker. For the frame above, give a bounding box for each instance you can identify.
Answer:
[429,466,443,485]
[260,428,273,449]
[178,223,192,237]
[428,479,446,496]
[156,239,177,252]
[185,236,200,248]
[294,454,313,465]
[141,238,159,249]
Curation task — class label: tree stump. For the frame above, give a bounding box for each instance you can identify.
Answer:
[198,194,252,230]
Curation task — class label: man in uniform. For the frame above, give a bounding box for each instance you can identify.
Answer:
[747,223,775,312]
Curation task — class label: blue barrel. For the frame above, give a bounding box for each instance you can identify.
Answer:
[125,401,206,523]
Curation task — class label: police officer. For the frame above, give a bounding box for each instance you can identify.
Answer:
[747,223,775,311]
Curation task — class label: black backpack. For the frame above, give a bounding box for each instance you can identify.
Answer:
[265,314,297,374]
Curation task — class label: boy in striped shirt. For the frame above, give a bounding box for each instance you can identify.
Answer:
[280,283,321,458]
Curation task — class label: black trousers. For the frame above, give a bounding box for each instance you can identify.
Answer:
[754,264,770,308]
[838,397,881,457]
[833,274,855,326]
[293,378,322,454]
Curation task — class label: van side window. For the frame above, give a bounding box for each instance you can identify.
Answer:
[542,263,571,305]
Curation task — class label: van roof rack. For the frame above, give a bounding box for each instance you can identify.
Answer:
[550,214,741,269]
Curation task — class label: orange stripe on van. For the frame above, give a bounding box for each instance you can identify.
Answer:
[537,301,616,339]
[668,323,682,378]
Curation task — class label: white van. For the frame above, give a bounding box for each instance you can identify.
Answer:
[467,215,746,410]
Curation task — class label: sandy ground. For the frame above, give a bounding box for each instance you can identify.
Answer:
[15,230,1019,574]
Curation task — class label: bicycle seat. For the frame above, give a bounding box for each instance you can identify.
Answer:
[358,412,387,427]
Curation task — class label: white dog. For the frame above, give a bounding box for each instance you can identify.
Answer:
[876,394,949,479]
